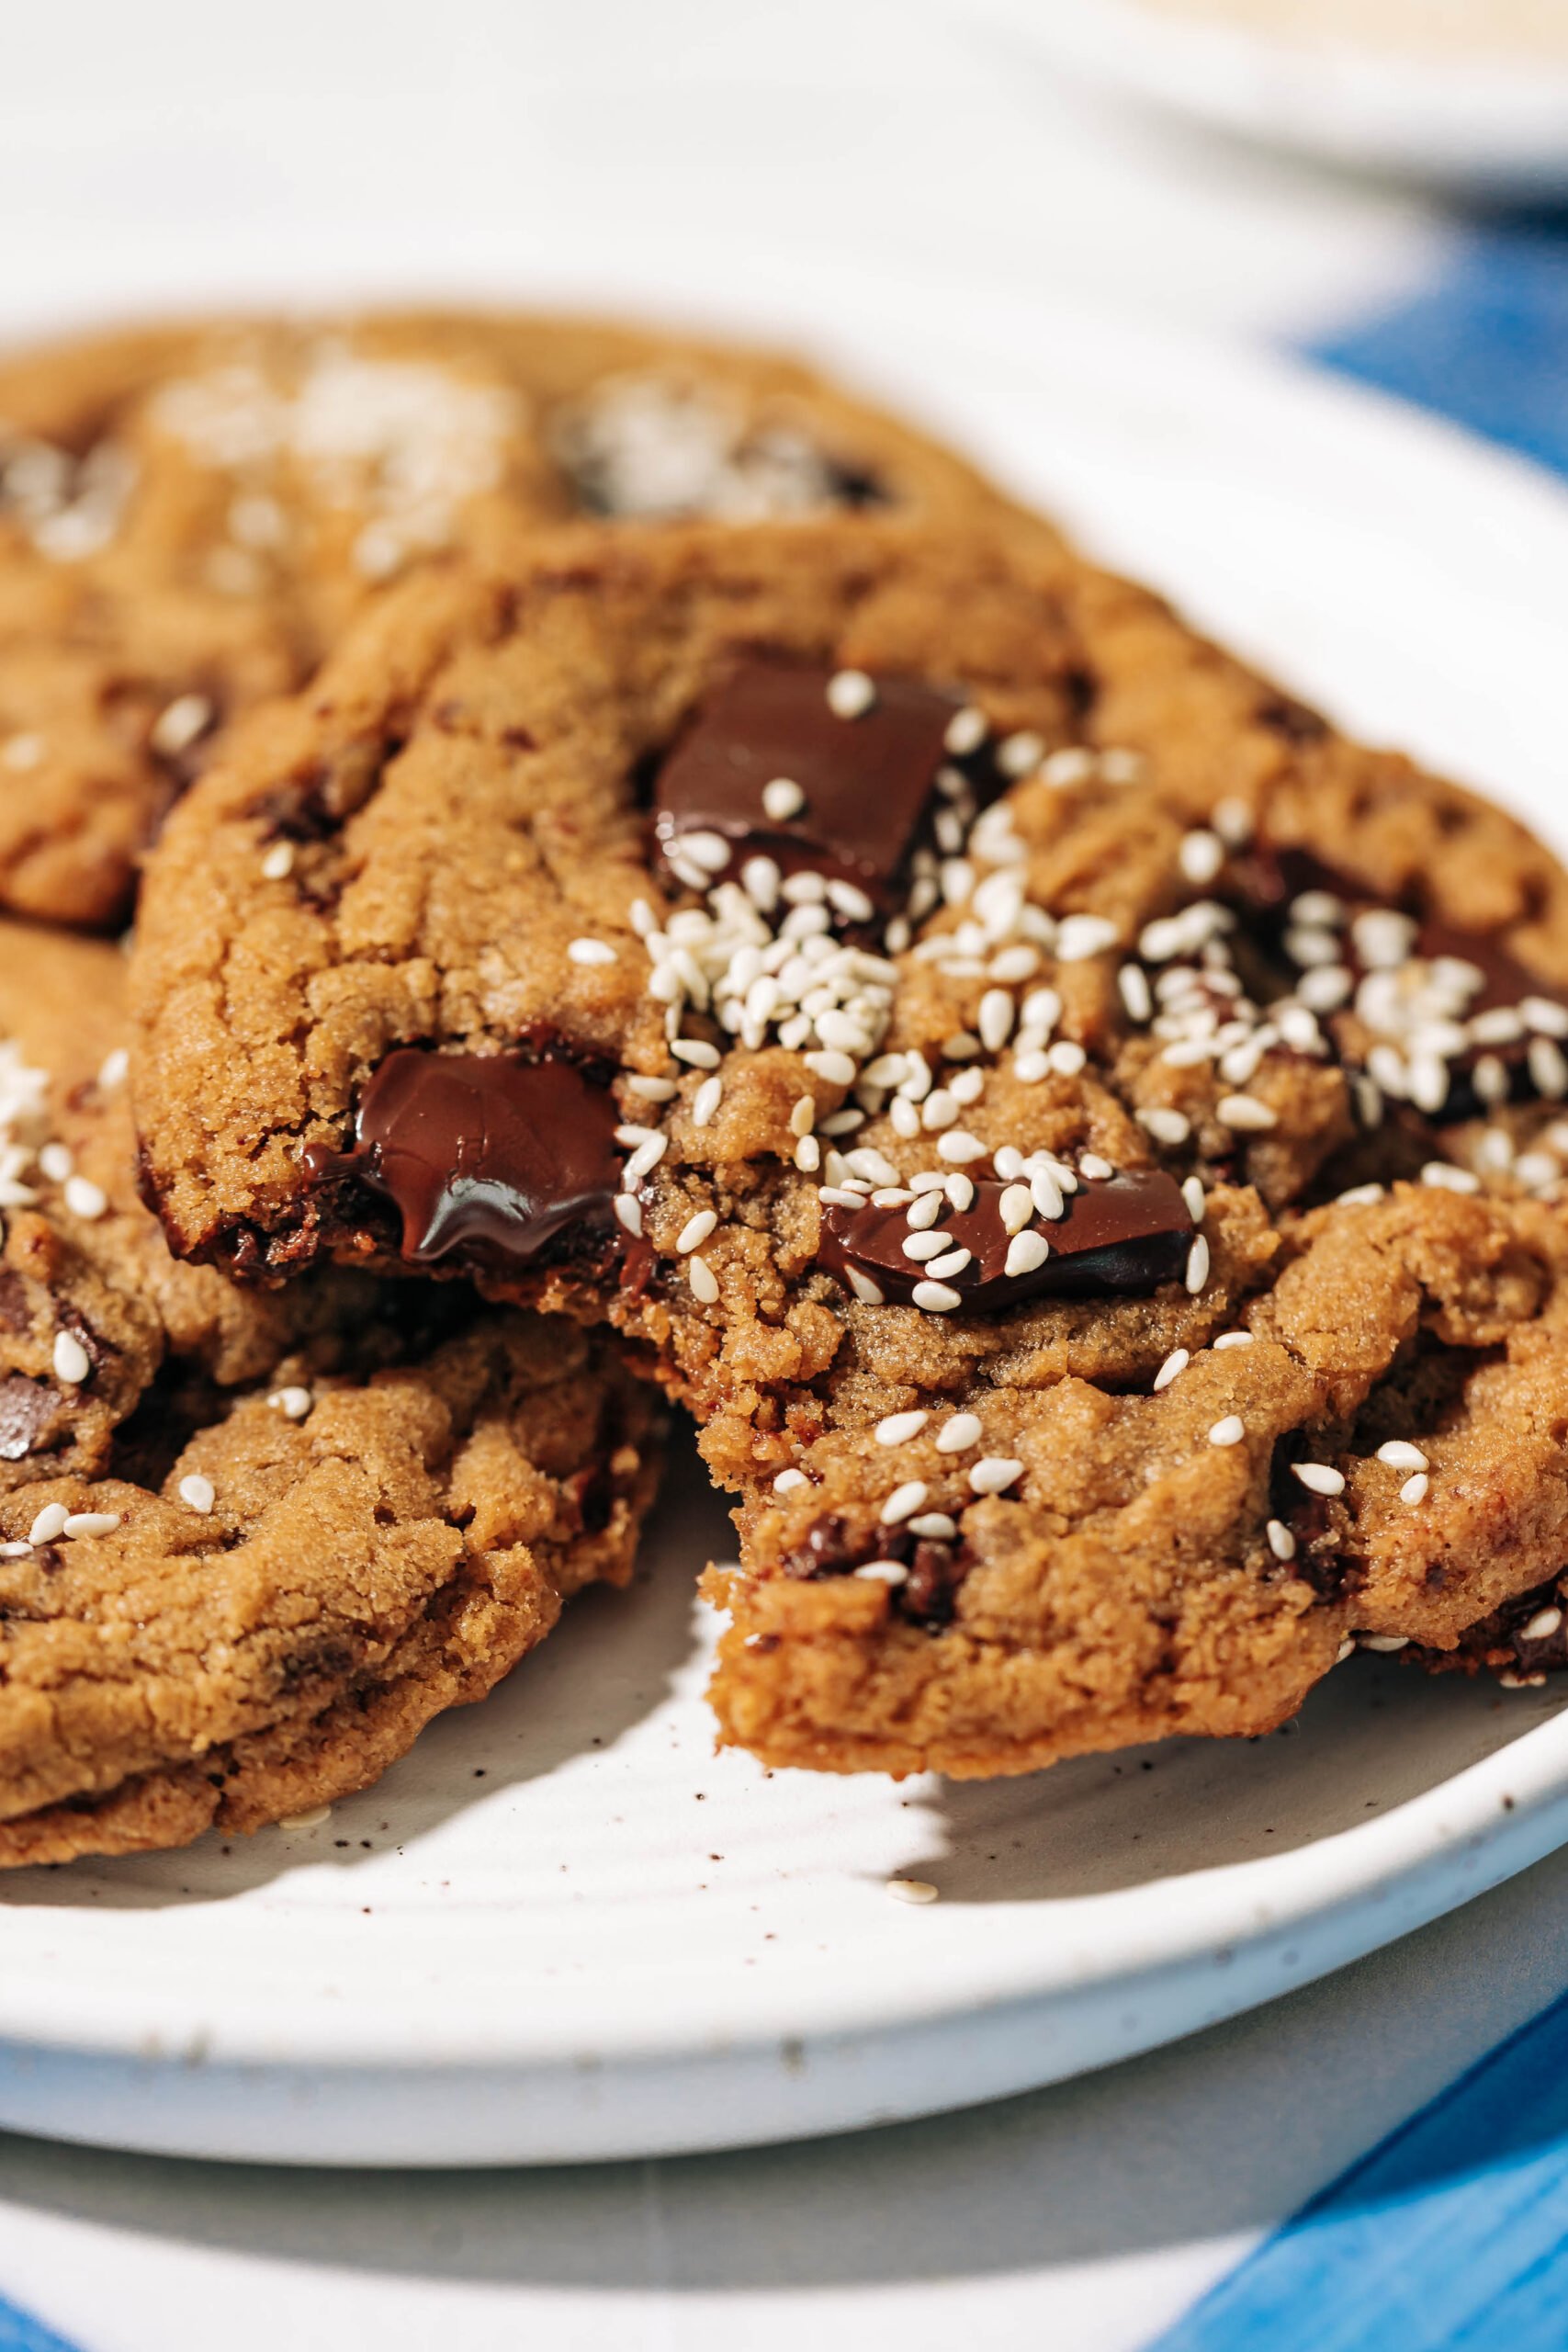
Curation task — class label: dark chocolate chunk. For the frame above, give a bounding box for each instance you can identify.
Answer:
[818,1169,1192,1312]
[653,660,959,903]
[780,1510,972,1631]
[309,1048,623,1269]
[0,1375,57,1463]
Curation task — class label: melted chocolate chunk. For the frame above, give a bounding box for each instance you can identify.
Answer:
[0,1375,57,1463]
[308,1049,622,1269]
[818,1170,1192,1312]
[653,660,960,904]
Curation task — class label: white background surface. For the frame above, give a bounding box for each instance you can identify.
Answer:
[0,3,1560,2346]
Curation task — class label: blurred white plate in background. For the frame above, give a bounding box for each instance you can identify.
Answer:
[3,287,1568,2166]
[964,0,1568,194]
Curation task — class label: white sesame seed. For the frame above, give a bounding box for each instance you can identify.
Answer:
[977,989,1014,1054]
[677,830,732,874]
[1181,1177,1207,1223]
[1293,1462,1345,1497]
[691,1077,723,1128]
[854,1561,908,1585]
[847,1148,900,1188]
[1266,1519,1297,1562]
[1055,914,1120,963]
[881,1480,929,1525]
[804,1049,856,1087]
[1184,1234,1211,1294]
[59,1174,106,1223]
[1213,1331,1254,1350]
[1336,1638,1359,1664]
[794,1135,822,1171]
[1525,996,1568,1037]
[1138,1107,1190,1147]
[925,1248,972,1280]
[912,1281,963,1313]
[877,1410,930,1446]
[268,1385,312,1419]
[688,1255,720,1304]
[1005,1230,1050,1278]
[944,706,987,756]
[626,1076,679,1105]
[1530,1037,1568,1099]
[944,1172,976,1212]
[934,1414,982,1454]
[905,1190,945,1231]
[1119,965,1154,1024]
[1421,1162,1481,1193]
[676,1209,717,1254]
[969,1456,1023,1495]
[998,1183,1034,1235]
[97,1046,130,1091]
[1522,1607,1563,1642]
[845,1268,886,1305]
[990,945,1041,984]
[52,1330,90,1385]
[614,1193,644,1237]
[568,937,617,968]
[260,842,295,881]
[1337,1182,1385,1207]
[671,1037,720,1070]
[149,692,213,757]
[1153,1349,1189,1392]
[1042,746,1094,788]
[997,729,1045,778]
[886,1877,940,1904]
[1208,1416,1246,1448]
[773,1468,808,1494]
[1216,1094,1277,1132]
[28,1504,67,1545]
[1179,830,1225,887]
[908,1512,958,1539]
[1047,1040,1087,1077]
[826,669,876,719]
[39,1142,71,1182]
[178,1474,216,1514]
[62,1511,120,1540]
[621,1136,668,1183]
[1078,1153,1115,1182]
[1012,1050,1050,1084]
[1360,1634,1409,1655]
[1376,1441,1428,1471]
[761,776,805,822]
[1030,1170,1066,1221]
[1400,1472,1430,1505]
[936,1130,987,1165]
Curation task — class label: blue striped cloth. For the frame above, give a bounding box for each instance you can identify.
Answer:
[1148,216,1568,2352]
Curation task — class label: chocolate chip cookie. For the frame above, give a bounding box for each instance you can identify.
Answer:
[0,307,1022,928]
[129,515,1568,1777]
[0,920,660,1863]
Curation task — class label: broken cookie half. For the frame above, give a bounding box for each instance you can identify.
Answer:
[0,922,660,1864]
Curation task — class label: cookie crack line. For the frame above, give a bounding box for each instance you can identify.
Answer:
[128,517,1568,1778]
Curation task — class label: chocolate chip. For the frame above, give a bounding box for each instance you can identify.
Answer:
[0,1375,57,1461]
[306,1047,623,1270]
[653,660,961,906]
[818,1170,1193,1312]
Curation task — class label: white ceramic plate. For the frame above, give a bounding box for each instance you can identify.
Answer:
[4,290,1568,2168]
[964,0,1568,196]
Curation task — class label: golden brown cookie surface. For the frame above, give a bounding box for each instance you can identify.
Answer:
[128,516,1568,1777]
[0,309,1020,927]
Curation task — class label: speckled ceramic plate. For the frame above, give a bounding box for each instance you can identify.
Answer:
[4,289,1568,2165]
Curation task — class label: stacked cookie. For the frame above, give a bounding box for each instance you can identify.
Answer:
[5,308,1567,1861]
